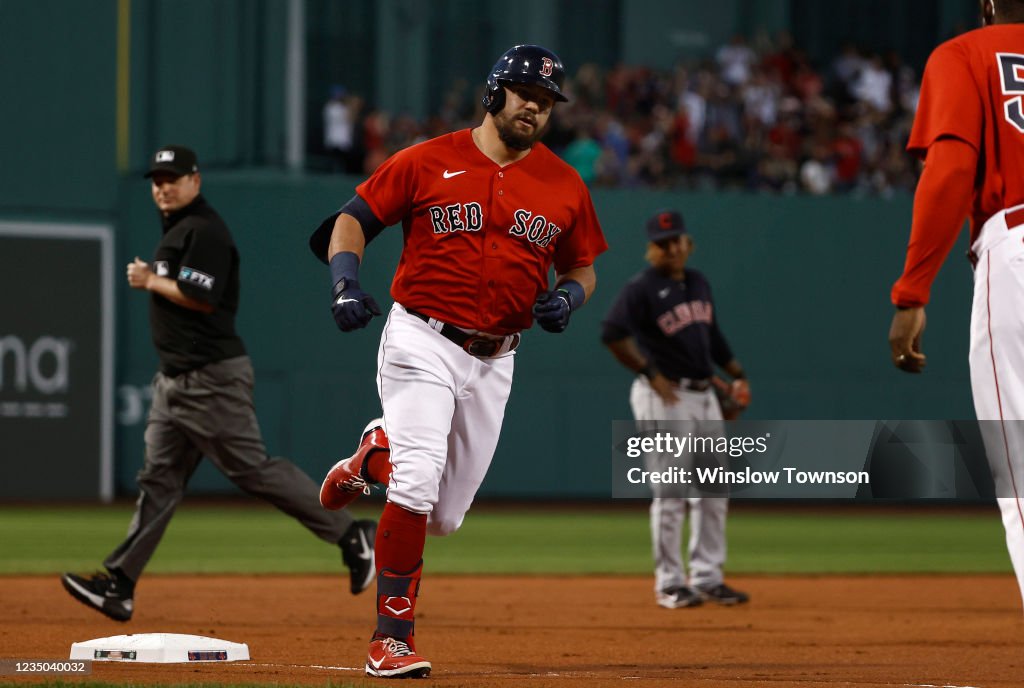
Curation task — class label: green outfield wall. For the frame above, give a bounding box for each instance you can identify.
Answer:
[108,173,975,497]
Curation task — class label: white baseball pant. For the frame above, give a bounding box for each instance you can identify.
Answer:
[969,204,1024,607]
[376,303,514,536]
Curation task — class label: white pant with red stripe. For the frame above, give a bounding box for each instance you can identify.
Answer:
[969,205,1024,607]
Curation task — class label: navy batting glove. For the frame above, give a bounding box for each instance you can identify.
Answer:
[532,290,572,333]
[331,279,381,331]
[329,251,381,332]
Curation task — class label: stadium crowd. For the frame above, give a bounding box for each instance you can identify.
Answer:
[321,32,922,196]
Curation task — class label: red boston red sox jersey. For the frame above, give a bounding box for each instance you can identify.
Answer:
[908,24,1024,240]
[356,128,607,334]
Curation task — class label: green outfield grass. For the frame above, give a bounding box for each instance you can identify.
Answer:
[0,502,1011,576]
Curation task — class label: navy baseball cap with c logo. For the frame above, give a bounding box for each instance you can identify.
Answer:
[144,145,199,178]
[645,209,687,241]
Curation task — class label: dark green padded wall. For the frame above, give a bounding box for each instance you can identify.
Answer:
[0,0,118,215]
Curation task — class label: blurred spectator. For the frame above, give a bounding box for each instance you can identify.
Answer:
[668,107,697,178]
[889,52,920,114]
[754,142,799,193]
[678,69,709,143]
[851,54,893,113]
[564,124,603,185]
[742,68,780,128]
[800,142,834,195]
[323,86,363,174]
[762,30,799,87]
[593,113,630,185]
[361,110,390,174]
[832,121,863,191]
[716,34,757,86]
[703,81,743,146]
[831,43,866,96]
[791,54,825,102]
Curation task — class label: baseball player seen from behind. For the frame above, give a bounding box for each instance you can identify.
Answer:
[602,210,750,610]
[60,146,377,624]
[309,45,608,678]
[889,0,1024,608]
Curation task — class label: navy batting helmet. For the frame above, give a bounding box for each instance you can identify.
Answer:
[481,44,569,115]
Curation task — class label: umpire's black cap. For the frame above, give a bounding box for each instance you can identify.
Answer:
[144,145,199,178]
[645,209,687,242]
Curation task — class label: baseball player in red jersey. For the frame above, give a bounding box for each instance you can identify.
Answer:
[309,45,607,677]
[889,0,1024,607]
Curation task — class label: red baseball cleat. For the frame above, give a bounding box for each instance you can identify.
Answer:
[320,418,389,510]
[365,636,431,678]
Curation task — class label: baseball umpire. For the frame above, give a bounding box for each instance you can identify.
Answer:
[602,209,750,609]
[61,145,377,623]
[311,45,607,677]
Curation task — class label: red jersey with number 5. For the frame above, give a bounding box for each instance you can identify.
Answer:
[908,24,1024,241]
[355,128,607,334]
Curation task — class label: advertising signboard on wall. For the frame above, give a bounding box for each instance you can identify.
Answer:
[0,222,113,501]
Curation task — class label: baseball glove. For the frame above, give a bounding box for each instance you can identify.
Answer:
[712,376,750,420]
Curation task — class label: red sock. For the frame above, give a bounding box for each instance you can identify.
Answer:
[374,502,428,644]
[375,501,427,576]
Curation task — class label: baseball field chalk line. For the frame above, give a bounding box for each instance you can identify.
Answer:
[231,663,361,672]
[906,684,980,688]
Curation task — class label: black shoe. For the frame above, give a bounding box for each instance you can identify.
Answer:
[340,519,376,594]
[656,585,704,609]
[61,571,134,621]
[697,582,749,606]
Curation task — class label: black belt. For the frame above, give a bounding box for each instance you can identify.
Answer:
[678,378,711,391]
[407,309,520,358]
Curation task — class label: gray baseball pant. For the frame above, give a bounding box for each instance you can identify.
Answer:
[630,376,729,593]
[104,355,352,581]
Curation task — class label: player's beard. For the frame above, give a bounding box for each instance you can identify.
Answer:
[494,110,547,151]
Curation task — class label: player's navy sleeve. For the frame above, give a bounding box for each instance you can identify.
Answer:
[176,222,232,305]
[309,213,339,264]
[341,194,387,242]
[308,195,387,264]
[601,279,644,343]
[708,298,734,368]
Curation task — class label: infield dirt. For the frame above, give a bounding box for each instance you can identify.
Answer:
[2,574,1021,687]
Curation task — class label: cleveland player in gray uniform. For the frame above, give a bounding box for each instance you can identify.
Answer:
[602,210,750,608]
[60,145,376,622]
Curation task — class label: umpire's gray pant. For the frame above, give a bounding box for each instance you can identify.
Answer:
[630,376,728,593]
[104,356,352,581]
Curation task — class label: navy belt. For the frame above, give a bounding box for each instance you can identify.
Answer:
[407,309,520,358]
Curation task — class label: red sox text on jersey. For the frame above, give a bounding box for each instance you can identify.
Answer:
[357,129,605,334]
[428,203,562,249]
